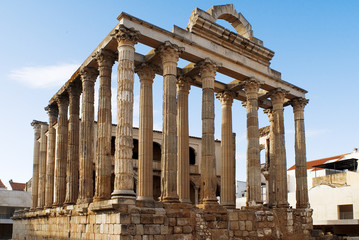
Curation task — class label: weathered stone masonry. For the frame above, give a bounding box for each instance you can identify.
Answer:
[14,4,313,240]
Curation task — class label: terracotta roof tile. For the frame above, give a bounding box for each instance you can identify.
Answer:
[288,153,350,171]
[0,179,6,189]
[9,180,26,191]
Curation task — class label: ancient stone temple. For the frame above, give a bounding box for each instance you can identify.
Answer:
[13,5,313,240]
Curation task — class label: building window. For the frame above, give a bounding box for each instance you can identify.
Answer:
[153,142,161,161]
[189,147,196,165]
[338,204,353,219]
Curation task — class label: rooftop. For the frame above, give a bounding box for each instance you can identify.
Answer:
[288,149,359,171]
[9,180,26,191]
[0,179,7,189]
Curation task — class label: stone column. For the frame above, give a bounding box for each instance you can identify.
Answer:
[37,123,48,209]
[44,104,58,208]
[93,49,116,202]
[198,58,219,205]
[77,67,98,204]
[291,97,309,209]
[136,64,155,201]
[177,77,191,203]
[157,41,183,203]
[243,79,262,206]
[53,94,69,206]
[30,121,42,210]
[111,26,139,198]
[264,109,276,207]
[217,91,235,208]
[270,89,288,208]
[64,81,81,205]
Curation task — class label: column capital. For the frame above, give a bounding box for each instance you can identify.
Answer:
[45,104,58,118]
[80,67,99,83]
[31,120,47,130]
[243,78,261,95]
[93,48,117,68]
[196,58,221,78]
[157,41,184,63]
[55,93,69,108]
[176,76,192,94]
[135,63,156,82]
[263,108,274,122]
[67,81,82,98]
[291,97,309,113]
[269,88,288,109]
[111,25,139,45]
[216,91,234,106]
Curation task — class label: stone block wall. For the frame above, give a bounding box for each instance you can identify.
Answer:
[12,200,314,240]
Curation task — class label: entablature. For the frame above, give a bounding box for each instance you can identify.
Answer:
[49,5,307,108]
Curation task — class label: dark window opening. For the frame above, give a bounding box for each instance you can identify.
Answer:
[153,176,161,200]
[111,136,115,156]
[189,147,196,165]
[153,142,161,161]
[338,204,353,219]
[132,139,139,159]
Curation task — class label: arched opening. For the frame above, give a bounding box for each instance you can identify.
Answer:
[189,147,196,165]
[153,142,161,161]
[206,4,252,39]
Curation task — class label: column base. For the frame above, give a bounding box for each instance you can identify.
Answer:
[111,189,136,199]
[64,200,76,205]
[136,196,154,202]
[246,200,263,209]
[220,202,236,209]
[296,203,310,209]
[52,202,65,208]
[161,196,180,203]
[76,198,93,205]
[93,197,111,203]
[203,197,218,205]
[276,201,290,209]
[179,198,191,204]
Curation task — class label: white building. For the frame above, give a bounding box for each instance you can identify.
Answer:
[0,179,31,240]
[288,148,359,236]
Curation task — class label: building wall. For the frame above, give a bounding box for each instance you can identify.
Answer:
[12,201,313,240]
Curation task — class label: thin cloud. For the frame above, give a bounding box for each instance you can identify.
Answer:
[9,63,79,88]
[306,129,329,138]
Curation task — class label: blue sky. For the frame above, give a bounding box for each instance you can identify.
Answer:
[1,1,358,188]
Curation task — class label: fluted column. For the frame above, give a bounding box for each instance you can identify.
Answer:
[93,49,116,202]
[198,58,219,205]
[64,82,81,205]
[77,67,98,204]
[270,89,288,208]
[37,123,48,209]
[111,26,139,198]
[136,64,155,201]
[291,97,309,209]
[44,105,58,208]
[30,121,42,210]
[244,79,262,206]
[217,91,235,208]
[157,42,183,203]
[264,109,276,207]
[53,94,69,206]
[177,77,191,203]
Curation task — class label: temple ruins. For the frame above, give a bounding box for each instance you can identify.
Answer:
[13,5,314,239]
